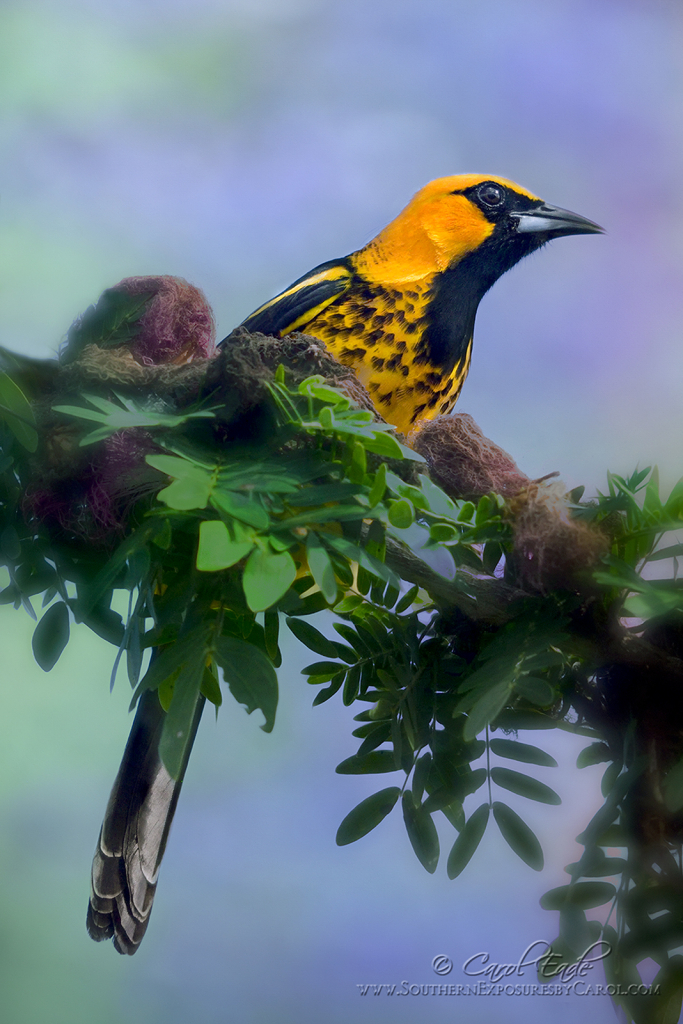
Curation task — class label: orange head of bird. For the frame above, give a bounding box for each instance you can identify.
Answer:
[354,173,603,286]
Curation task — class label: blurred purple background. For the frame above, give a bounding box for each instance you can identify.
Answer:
[0,1,681,1022]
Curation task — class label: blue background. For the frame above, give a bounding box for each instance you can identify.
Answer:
[0,1,681,1021]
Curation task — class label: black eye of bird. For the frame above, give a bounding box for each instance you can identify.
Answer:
[476,183,505,208]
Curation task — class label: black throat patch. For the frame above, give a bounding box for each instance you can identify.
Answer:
[420,227,542,371]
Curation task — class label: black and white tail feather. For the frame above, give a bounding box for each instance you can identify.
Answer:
[86,685,204,955]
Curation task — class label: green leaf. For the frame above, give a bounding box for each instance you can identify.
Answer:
[402,792,440,873]
[299,376,351,406]
[263,609,280,663]
[513,675,556,707]
[342,664,360,705]
[523,651,566,673]
[332,601,362,624]
[439,800,466,832]
[196,520,254,571]
[643,465,662,517]
[325,535,399,588]
[430,522,458,543]
[388,480,430,511]
[159,654,205,779]
[242,548,297,612]
[368,462,387,507]
[462,679,513,741]
[647,542,683,562]
[540,881,616,911]
[330,640,357,664]
[490,767,561,805]
[411,752,431,802]
[200,663,223,707]
[51,403,112,424]
[664,477,683,517]
[447,803,490,879]
[593,823,628,847]
[336,751,400,774]
[625,467,652,491]
[489,738,558,768]
[576,742,612,769]
[363,432,413,460]
[218,459,320,493]
[0,583,19,606]
[278,505,371,529]
[268,533,296,553]
[132,636,203,703]
[311,672,345,705]
[32,602,70,671]
[147,452,214,479]
[289,483,363,506]
[596,553,657,589]
[395,585,419,614]
[475,494,493,525]
[623,589,682,620]
[82,604,125,647]
[0,370,38,451]
[388,499,414,529]
[67,288,153,352]
[54,395,214,445]
[450,767,488,798]
[348,440,367,483]
[147,454,214,510]
[305,533,337,603]
[494,709,560,731]
[301,660,345,678]
[210,489,269,529]
[214,636,279,732]
[0,526,21,560]
[457,501,475,522]
[286,616,339,657]
[564,854,626,877]
[152,518,172,550]
[601,760,622,796]
[456,654,516,696]
[336,787,401,846]
[492,801,544,870]
[357,720,391,756]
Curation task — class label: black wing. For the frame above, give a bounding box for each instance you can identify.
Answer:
[86,685,205,955]
[239,258,353,337]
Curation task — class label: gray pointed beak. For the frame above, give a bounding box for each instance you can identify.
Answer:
[511,203,604,237]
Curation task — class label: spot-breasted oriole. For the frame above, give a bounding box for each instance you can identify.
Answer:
[240,174,602,434]
[87,174,601,954]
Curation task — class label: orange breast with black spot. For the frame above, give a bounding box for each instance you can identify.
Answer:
[302,275,473,437]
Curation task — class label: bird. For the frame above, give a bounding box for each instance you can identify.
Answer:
[86,686,205,954]
[239,174,603,435]
[86,174,601,955]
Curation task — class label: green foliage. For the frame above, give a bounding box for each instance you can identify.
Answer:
[540,881,616,911]
[53,394,214,447]
[0,371,38,452]
[61,287,154,363]
[336,787,400,845]
[5,350,683,1021]
[32,601,70,671]
[583,466,683,622]
[492,801,544,871]
[447,803,490,879]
